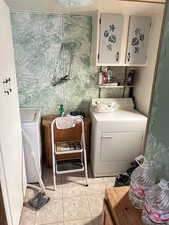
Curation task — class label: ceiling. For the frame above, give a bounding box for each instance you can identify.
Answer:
[5,0,164,14]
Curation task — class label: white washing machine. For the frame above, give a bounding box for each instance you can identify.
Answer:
[90,98,147,177]
[20,108,42,183]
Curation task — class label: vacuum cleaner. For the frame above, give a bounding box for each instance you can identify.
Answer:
[22,129,50,209]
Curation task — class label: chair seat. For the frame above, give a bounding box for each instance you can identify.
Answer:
[55,141,83,155]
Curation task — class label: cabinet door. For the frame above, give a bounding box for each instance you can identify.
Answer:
[0,1,26,225]
[99,14,123,64]
[126,16,151,65]
[101,132,143,161]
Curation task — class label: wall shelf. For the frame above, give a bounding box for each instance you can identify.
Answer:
[98,84,134,98]
[97,85,135,89]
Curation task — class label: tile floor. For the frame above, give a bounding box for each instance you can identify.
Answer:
[20,166,115,225]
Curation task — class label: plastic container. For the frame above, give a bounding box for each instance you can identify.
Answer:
[127,69,135,85]
[142,180,169,225]
[102,72,108,84]
[98,72,103,85]
[128,158,155,209]
[59,104,64,117]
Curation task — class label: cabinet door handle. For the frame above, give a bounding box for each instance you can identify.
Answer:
[127,52,131,62]
[101,136,112,139]
[115,51,119,62]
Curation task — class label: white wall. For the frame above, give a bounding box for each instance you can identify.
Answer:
[134,11,164,115]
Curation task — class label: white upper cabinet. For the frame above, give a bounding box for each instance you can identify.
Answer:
[93,12,152,66]
[99,14,123,64]
[126,16,151,65]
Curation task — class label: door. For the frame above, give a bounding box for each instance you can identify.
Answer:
[101,132,144,161]
[99,14,123,64]
[0,0,26,225]
[126,16,151,65]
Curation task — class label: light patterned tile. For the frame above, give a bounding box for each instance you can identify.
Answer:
[19,207,36,225]
[85,176,115,196]
[40,221,96,225]
[87,177,105,184]
[39,223,64,225]
[64,218,95,225]
[85,182,106,196]
[63,197,91,221]
[103,177,116,185]
[36,198,63,224]
[24,188,36,203]
[86,167,115,187]
[87,195,104,218]
[40,223,64,225]
[45,185,62,199]
[61,172,84,187]
[104,181,115,189]
[62,185,87,198]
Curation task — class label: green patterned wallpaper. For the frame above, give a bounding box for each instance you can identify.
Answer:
[11,12,127,115]
[145,3,169,181]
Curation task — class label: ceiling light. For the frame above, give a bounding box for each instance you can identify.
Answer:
[57,0,95,8]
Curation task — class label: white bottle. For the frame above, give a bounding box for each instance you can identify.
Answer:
[98,72,103,85]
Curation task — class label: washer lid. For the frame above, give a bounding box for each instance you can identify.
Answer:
[92,109,147,121]
[91,109,147,131]
[20,108,41,123]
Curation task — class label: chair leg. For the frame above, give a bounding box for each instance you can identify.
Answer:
[53,171,56,191]
[51,120,57,191]
[52,154,56,191]
[83,148,88,186]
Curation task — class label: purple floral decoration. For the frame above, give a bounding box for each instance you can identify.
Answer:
[131,28,145,54]
[104,24,117,51]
